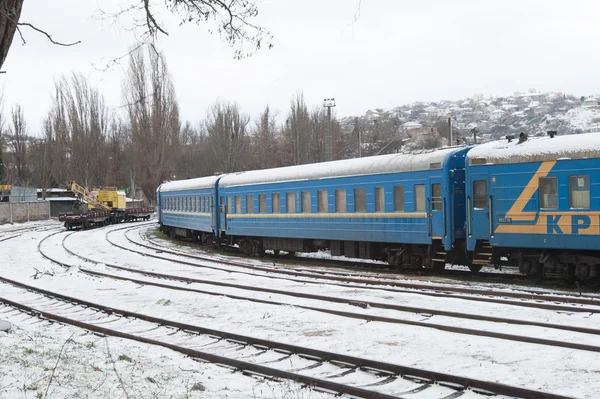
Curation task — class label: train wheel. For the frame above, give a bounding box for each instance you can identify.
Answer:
[526,270,543,283]
[468,264,483,273]
[580,277,600,288]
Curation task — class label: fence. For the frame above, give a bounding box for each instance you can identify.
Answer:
[0,202,51,225]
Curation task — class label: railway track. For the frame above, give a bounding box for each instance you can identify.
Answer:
[116,225,600,310]
[40,228,600,356]
[0,224,61,242]
[143,226,529,282]
[0,274,570,399]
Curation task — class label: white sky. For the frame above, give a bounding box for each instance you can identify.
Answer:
[3,0,600,135]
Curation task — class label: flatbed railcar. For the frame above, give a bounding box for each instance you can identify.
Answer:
[59,207,154,230]
[465,132,600,286]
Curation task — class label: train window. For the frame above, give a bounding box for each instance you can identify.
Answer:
[246,195,254,214]
[570,176,590,209]
[228,196,233,214]
[192,197,196,212]
[286,192,295,213]
[272,193,281,213]
[317,190,328,212]
[414,185,425,212]
[259,194,267,213]
[375,187,385,212]
[301,192,311,213]
[336,189,347,212]
[394,186,404,212]
[354,188,366,212]
[235,196,242,213]
[540,177,558,209]
[473,181,487,209]
[431,184,442,211]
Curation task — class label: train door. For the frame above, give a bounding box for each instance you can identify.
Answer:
[428,179,445,239]
[468,174,491,240]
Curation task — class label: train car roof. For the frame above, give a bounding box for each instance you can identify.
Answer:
[158,175,222,192]
[467,132,600,165]
[219,146,466,188]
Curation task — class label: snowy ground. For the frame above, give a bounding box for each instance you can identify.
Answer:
[1,219,600,398]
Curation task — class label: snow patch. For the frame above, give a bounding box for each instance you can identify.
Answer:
[467,132,600,164]
[219,147,465,188]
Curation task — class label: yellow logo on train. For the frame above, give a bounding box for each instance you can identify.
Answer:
[494,161,597,235]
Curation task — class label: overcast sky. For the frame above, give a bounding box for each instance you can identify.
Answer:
[3,0,600,134]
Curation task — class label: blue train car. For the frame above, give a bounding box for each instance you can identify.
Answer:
[465,132,600,285]
[218,146,471,270]
[157,176,222,242]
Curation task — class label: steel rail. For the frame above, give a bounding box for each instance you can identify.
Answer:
[0,277,572,399]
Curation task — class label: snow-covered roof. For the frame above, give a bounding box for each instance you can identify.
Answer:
[37,188,69,193]
[158,175,222,192]
[467,132,600,165]
[42,197,78,201]
[219,147,465,188]
[402,121,422,129]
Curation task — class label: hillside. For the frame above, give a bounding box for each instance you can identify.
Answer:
[342,90,600,148]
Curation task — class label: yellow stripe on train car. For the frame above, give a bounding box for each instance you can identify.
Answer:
[227,212,427,219]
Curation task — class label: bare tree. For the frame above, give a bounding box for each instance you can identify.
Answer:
[44,74,108,188]
[124,45,180,204]
[176,121,214,178]
[250,106,284,169]
[0,0,272,71]
[283,92,310,165]
[0,90,5,183]
[7,103,28,184]
[104,116,131,188]
[205,101,249,173]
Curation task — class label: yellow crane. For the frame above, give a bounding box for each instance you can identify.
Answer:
[68,181,111,210]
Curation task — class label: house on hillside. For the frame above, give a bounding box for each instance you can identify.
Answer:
[490,109,505,120]
[583,98,598,108]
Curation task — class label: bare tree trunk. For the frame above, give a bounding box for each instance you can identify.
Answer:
[124,45,180,205]
[0,0,23,71]
[9,104,28,184]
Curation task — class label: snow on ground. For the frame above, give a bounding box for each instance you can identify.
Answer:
[2,220,600,398]
[0,315,320,399]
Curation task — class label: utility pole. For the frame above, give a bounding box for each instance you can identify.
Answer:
[323,98,336,161]
[447,116,452,146]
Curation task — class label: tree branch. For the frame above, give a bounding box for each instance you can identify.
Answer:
[17,22,81,46]
[142,0,169,36]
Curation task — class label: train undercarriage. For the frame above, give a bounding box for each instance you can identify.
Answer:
[160,224,600,287]
[59,208,153,230]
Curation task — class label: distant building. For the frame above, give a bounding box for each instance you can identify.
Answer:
[490,109,505,120]
[0,185,37,202]
[37,188,79,217]
[583,98,598,108]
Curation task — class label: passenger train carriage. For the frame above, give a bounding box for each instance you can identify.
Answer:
[157,175,222,244]
[217,146,470,269]
[158,146,472,271]
[466,132,600,285]
[156,131,600,286]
